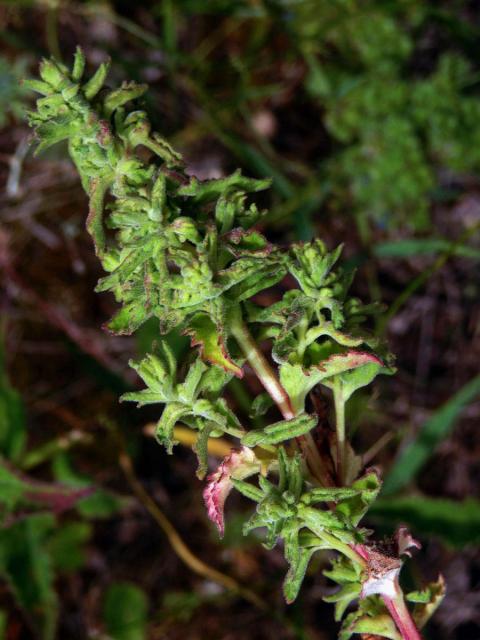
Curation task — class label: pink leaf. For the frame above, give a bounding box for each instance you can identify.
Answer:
[184,313,243,378]
[203,447,260,537]
[313,350,384,377]
[396,526,421,557]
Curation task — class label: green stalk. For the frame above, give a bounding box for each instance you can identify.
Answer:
[231,314,330,486]
[333,382,346,484]
[230,316,295,421]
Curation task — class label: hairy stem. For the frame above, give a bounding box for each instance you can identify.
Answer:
[383,587,422,640]
[231,316,295,420]
[333,382,346,484]
[231,315,330,486]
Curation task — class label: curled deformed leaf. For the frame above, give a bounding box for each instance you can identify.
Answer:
[241,413,317,447]
[280,351,386,411]
[203,447,261,537]
[396,527,421,558]
[283,546,317,604]
[409,575,446,629]
[185,314,243,378]
[178,169,270,203]
[83,59,110,99]
[340,610,402,640]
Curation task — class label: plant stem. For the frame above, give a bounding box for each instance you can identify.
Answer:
[118,439,266,610]
[333,382,346,484]
[231,315,330,485]
[144,423,233,458]
[230,317,295,420]
[383,587,422,640]
[299,431,333,488]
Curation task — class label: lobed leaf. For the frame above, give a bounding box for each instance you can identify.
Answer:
[241,413,317,447]
[203,447,261,537]
[185,314,243,378]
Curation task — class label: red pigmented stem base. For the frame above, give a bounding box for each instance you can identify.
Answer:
[231,317,330,485]
[383,590,422,640]
[230,317,295,420]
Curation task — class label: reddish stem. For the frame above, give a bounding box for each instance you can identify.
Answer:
[231,317,330,485]
[230,318,295,420]
[383,591,422,640]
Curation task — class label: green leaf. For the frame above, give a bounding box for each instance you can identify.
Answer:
[85,175,112,258]
[38,57,66,88]
[155,403,188,453]
[249,392,274,418]
[191,399,226,426]
[289,239,343,297]
[335,470,382,526]
[0,343,26,461]
[183,357,211,397]
[323,555,362,586]
[280,351,386,411]
[297,504,349,536]
[218,255,287,302]
[103,82,148,117]
[96,240,157,293]
[231,478,264,502]
[185,314,243,378]
[370,496,480,548]
[324,359,388,403]
[103,582,148,640]
[106,298,151,336]
[241,413,317,447]
[178,169,270,203]
[324,582,362,621]
[340,610,402,640]
[283,546,317,604]
[23,78,52,95]
[410,576,446,630]
[83,59,110,100]
[383,374,480,495]
[0,514,58,640]
[302,487,361,504]
[47,522,92,573]
[71,46,85,82]
[192,424,214,479]
[374,238,480,260]
[123,350,176,405]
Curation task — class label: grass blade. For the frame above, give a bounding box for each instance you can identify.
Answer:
[383,374,480,495]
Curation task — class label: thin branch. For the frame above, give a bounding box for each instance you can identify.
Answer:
[383,591,422,640]
[362,432,393,466]
[143,423,233,458]
[231,315,331,486]
[230,317,295,420]
[117,441,266,611]
[333,382,346,485]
